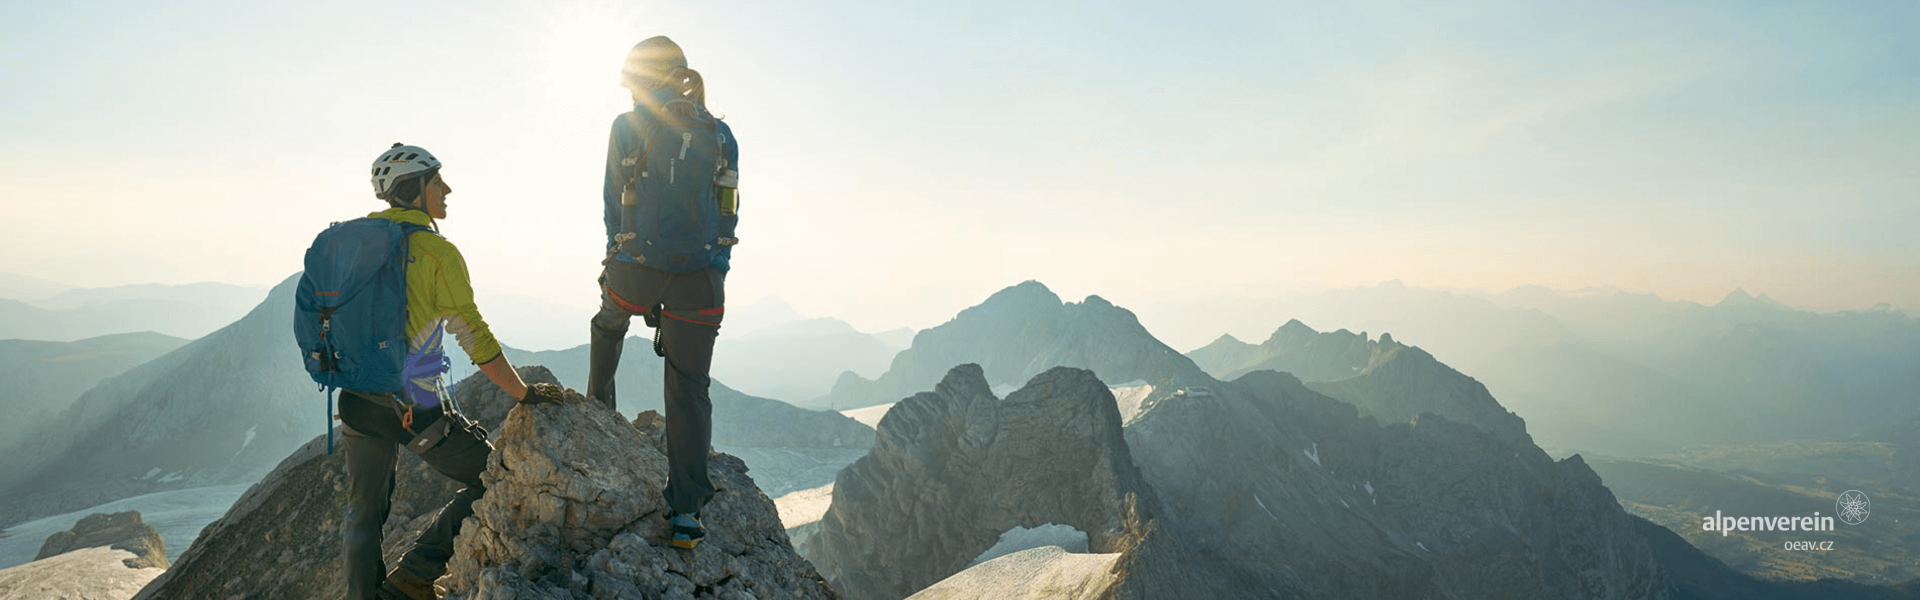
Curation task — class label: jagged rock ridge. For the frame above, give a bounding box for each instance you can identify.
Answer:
[807,364,1158,600]
[1189,319,1530,443]
[1123,369,1670,599]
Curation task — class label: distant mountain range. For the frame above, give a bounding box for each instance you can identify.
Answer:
[717,317,907,402]
[1178,282,1920,455]
[0,282,265,342]
[0,275,321,529]
[0,332,187,460]
[0,273,874,531]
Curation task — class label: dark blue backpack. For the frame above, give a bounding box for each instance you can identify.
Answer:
[294,217,429,451]
[617,96,730,272]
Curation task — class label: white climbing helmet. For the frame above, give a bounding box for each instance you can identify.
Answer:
[370,143,442,200]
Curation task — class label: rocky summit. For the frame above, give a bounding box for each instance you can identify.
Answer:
[137,365,831,600]
[440,390,835,599]
[806,364,1157,600]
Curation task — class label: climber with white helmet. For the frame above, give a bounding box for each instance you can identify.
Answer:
[311,143,564,600]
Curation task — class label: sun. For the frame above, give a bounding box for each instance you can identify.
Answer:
[530,2,647,106]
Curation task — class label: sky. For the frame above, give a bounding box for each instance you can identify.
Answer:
[3,0,1917,348]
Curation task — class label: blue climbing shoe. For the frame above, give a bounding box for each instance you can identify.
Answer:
[669,513,705,549]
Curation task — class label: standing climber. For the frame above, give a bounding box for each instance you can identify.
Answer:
[314,143,565,600]
[585,35,740,550]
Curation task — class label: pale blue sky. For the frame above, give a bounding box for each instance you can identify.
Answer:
[3,0,1916,340]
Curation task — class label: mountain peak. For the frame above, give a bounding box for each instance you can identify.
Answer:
[981,280,1062,308]
[1716,287,1788,310]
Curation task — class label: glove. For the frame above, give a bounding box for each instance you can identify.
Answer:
[518,382,566,405]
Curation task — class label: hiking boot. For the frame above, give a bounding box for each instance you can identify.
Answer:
[382,567,437,600]
[669,512,705,549]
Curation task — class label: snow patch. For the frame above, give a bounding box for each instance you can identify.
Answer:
[772,482,835,530]
[1253,494,1282,523]
[970,524,1089,566]
[157,472,184,483]
[1108,382,1154,424]
[1416,542,1428,552]
[1339,498,1349,508]
[139,468,162,481]
[1303,442,1321,467]
[232,425,258,459]
[839,402,895,429]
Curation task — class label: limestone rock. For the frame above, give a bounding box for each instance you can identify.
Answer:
[1122,369,1671,599]
[440,393,836,599]
[133,366,551,600]
[807,364,1157,600]
[0,547,164,600]
[35,511,167,570]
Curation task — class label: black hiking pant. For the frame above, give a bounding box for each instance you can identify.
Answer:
[339,390,492,600]
[587,260,723,516]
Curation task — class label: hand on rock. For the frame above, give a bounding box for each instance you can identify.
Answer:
[517,382,567,405]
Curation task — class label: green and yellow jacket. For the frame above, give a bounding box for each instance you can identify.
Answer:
[367,207,504,365]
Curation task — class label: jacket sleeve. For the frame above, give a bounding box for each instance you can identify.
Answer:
[416,234,504,365]
[604,113,634,254]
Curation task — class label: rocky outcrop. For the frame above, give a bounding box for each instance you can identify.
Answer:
[0,547,164,600]
[136,364,834,600]
[35,511,167,570]
[811,281,1213,411]
[440,391,835,599]
[132,366,543,600]
[1123,369,1672,599]
[807,364,1157,600]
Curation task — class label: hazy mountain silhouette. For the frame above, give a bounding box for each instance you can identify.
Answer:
[0,332,187,459]
[715,317,906,402]
[0,275,319,529]
[1184,282,1920,455]
[0,273,70,301]
[0,282,264,342]
[810,281,1212,411]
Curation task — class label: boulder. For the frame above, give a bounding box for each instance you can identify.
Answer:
[440,393,836,599]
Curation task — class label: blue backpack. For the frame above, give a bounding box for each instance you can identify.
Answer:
[294,217,430,451]
[617,95,731,272]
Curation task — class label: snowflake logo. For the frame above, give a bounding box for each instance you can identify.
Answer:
[1837,490,1871,525]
